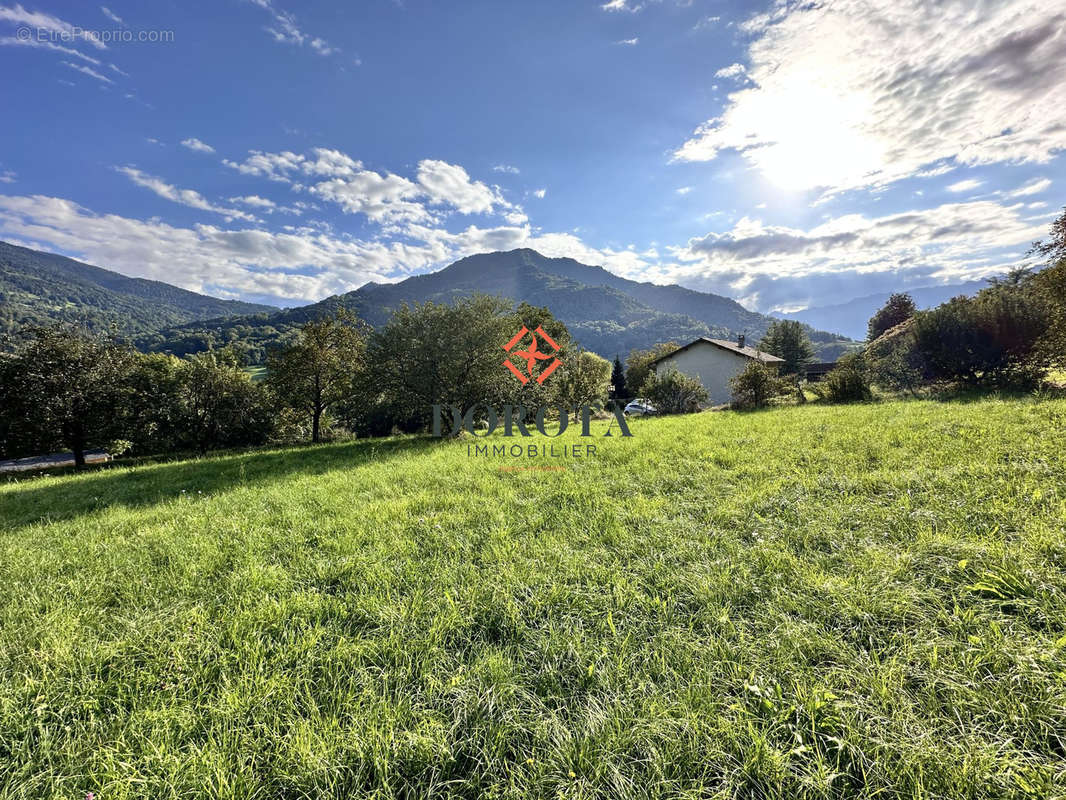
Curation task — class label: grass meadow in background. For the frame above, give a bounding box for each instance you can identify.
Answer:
[1,397,1065,798]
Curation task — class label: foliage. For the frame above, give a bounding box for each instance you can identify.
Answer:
[120,353,189,454]
[759,320,815,375]
[639,367,708,414]
[911,278,1050,388]
[178,349,274,453]
[730,360,789,410]
[610,355,627,399]
[267,312,368,443]
[345,296,573,435]
[0,326,136,466]
[625,341,680,395]
[554,350,612,411]
[2,398,1065,797]
[867,293,917,341]
[864,320,926,394]
[1028,204,1066,265]
[1032,258,1066,367]
[813,354,872,403]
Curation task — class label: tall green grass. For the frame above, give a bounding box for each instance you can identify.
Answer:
[1,397,1064,798]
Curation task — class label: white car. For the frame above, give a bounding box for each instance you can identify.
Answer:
[623,398,657,416]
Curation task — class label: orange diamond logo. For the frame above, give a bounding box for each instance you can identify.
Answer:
[502,325,561,385]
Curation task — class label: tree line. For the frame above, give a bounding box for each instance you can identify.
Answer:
[0,296,619,466]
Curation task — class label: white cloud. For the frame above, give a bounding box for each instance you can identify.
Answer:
[62,60,112,83]
[223,150,306,181]
[601,0,642,11]
[100,6,123,25]
[0,34,101,64]
[225,148,517,223]
[673,199,1046,310]
[615,37,639,46]
[0,3,107,49]
[676,186,693,195]
[0,191,652,304]
[117,167,256,222]
[675,0,1066,194]
[0,170,15,184]
[533,188,547,199]
[947,178,983,193]
[180,137,216,154]
[714,63,745,79]
[246,0,337,56]
[693,15,720,30]
[493,164,520,174]
[1008,177,1051,197]
[229,195,276,208]
[311,171,428,223]
[416,159,503,215]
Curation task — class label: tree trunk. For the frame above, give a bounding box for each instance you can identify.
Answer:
[70,426,87,469]
[312,406,321,443]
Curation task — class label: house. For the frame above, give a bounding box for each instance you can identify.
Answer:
[650,335,785,406]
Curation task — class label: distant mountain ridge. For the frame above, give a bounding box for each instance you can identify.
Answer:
[139,249,853,361]
[0,240,276,344]
[776,280,988,340]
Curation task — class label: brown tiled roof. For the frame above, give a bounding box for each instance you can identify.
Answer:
[650,337,785,365]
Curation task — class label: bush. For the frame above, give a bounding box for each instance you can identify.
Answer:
[814,356,872,403]
[640,368,708,414]
[865,320,926,395]
[730,362,789,410]
[911,279,1050,389]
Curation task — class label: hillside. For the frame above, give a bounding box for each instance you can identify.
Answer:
[0,240,276,345]
[140,249,853,361]
[2,397,1064,796]
[777,280,987,339]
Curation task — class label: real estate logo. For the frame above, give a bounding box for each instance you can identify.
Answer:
[502,325,561,385]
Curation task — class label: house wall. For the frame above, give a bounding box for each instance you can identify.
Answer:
[654,342,754,406]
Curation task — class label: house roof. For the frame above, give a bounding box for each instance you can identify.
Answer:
[650,337,786,366]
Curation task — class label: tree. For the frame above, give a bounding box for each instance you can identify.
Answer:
[267,312,367,443]
[1028,205,1066,265]
[351,295,571,434]
[120,353,187,454]
[759,320,814,375]
[625,342,680,396]
[0,326,134,466]
[179,349,273,453]
[610,355,627,399]
[910,280,1051,388]
[813,354,872,403]
[868,293,917,341]
[730,361,789,410]
[1033,258,1066,367]
[864,320,925,395]
[555,350,612,411]
[640,368,708,414]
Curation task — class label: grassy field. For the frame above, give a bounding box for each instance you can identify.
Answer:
[1,397,1065,799]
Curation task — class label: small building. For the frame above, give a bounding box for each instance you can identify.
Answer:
[803,362,839,382]
[650,335,784,406]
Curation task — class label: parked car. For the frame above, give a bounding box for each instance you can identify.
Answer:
[623,398,657,416]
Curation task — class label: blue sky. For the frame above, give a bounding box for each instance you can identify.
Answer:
[0,0,1063,312]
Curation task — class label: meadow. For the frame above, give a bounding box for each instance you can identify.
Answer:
[1,396,1064,799]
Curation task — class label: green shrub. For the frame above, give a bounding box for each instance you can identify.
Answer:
[815,356,873,403]
[730,361,789,410]
[640,368,708,414]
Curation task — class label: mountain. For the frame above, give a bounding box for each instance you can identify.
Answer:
[0,240,276,345]
[776,280,988,340]
[140,249,853,362]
